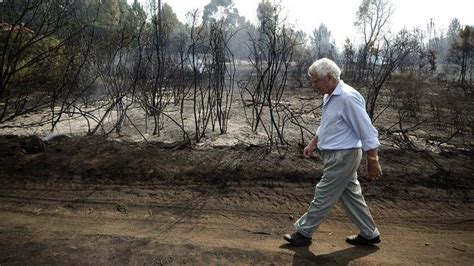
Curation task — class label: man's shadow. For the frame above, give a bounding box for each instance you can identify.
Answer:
[280,244,379,265]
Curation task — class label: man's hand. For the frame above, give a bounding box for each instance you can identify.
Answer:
[367,159,382,181]
[303,137,318,158]
[303,145,316,158]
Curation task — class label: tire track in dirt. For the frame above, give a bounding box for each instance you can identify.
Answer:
[0,183,472,228]
[1,182,474,265]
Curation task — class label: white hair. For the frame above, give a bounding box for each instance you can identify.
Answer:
[307,58,341,81]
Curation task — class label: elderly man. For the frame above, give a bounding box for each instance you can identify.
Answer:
[284,58,382,247]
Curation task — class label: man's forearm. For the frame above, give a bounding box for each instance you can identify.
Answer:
[309,136,318,148]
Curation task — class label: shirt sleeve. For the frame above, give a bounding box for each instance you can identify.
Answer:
[342,94,380,151]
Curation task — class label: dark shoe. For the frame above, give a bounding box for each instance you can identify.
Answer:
[283,232,312,246]
[346,234,381,245]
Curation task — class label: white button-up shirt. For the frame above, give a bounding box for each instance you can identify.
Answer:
[316,80,380,151]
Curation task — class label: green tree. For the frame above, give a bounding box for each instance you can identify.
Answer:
[448,25,474,91]
[203,0,242,29]
[0,0,88,123]
[257,0,277,32]
[439,18,462,64]
[310,24,336,60]
[342,38,356,80]
[447,18,462,43]
[354,0,393,76]
[291,31,312,87]
[71,0,100,22]
[121,0,147,36]
[99,0,121,28]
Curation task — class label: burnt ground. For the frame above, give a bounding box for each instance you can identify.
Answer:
[0,135,473,265]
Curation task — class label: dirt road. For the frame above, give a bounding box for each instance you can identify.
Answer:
[1,181,473,265]
[0,135,473,265]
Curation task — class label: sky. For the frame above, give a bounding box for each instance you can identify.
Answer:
[133,0,474,47]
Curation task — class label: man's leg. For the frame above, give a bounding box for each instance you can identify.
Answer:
[340,176,380,240]
[294,149,362,238]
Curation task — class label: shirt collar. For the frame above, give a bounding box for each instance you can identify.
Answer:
[332,80,343,96]
[323,80,343,107]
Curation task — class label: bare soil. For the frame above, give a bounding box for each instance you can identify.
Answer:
[0,135,473,265]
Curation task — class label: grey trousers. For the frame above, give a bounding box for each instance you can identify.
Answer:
[294,148,380,239]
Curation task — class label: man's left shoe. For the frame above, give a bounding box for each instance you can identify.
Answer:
[346,234,381,245]
[283,232,312,246]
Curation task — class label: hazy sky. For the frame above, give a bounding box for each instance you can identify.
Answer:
[134,0,473,47]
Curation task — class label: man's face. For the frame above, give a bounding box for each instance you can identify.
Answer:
[310,75,329,94]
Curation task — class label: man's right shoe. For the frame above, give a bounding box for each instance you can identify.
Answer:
[283,232,312,246]
[346,234,381,245]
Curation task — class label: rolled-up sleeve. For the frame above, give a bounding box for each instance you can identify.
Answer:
[342,94,380,151]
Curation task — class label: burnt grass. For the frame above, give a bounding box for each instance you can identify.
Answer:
[0,134,472,204]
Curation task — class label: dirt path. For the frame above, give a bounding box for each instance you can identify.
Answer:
[1,182,473,265]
